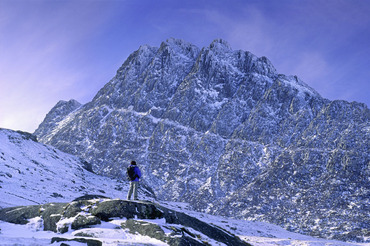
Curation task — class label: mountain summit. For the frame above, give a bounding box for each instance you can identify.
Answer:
[34,38,369,242]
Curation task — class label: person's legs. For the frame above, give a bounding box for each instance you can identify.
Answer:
[127,182,134,200]
[133,181,139,200]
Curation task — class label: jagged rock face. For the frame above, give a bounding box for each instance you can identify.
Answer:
[34,38,370,242]
[34,99,81,139]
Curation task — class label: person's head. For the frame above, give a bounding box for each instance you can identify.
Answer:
[131,160,137,165]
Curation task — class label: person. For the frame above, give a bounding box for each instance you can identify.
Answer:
[127,160,141,200]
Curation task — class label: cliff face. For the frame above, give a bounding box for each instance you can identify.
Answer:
[34,99,81,139]
[34,38,369,242]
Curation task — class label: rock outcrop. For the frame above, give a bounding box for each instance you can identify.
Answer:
[0,197,250,246]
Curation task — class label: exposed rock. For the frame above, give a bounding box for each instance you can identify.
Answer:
[158,205,249,246]
[34,38,369,242]
[91,200,163,221]
[122,219,205,246]
[42,203,68,232]
[51,237,102,246]
[73,194,110,201]
[63,199,97,218]
[71,214,101,230]
[34,99,81,140]
[0,205,41,224]
[15,130,38,142]
[0,197,249,246]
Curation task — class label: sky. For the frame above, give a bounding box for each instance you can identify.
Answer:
[0,0,369,133]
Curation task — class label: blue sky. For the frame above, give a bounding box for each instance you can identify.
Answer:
[1,0,369,132]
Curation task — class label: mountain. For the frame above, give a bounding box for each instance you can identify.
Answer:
[34,99,81,140]
[2,128,363,246]
[34,38,370,242]
[0,128,154,208]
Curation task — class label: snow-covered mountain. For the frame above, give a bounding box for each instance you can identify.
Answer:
[34,38,369,242]
[0,128,154,208]
[2,128,366,246]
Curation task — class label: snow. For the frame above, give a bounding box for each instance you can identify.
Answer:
[0,128,132,208]
[0,128,368,245]
[0,202,368,246]
[0,219,167,245]
[160,202,370,246]
[45,104,82,143]
[280,75,320,99]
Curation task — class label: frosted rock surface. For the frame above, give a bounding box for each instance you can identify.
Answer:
[34,39,370,242]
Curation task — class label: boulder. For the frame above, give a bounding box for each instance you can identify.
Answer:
[0,205,41,224]
[42,203,68,232]
[122,219,205,246]
[0,202,67,232]
[158,205,250,246]
[91,200,163,221]
[51,237,102,246]
[63,199,96,218]
[71,214,101,230]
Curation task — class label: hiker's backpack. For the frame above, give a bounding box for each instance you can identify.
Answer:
[127,166,136,181]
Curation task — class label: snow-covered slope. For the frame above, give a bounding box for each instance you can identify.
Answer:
[0,199,367,246]
[0,128,153,208]
[0,128,367,245]
[34,38,370,242]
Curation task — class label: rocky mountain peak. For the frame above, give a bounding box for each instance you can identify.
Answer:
[34,39,369,243]
[161,37,200,54]
[209,38,232,51]
[34,99,81,142]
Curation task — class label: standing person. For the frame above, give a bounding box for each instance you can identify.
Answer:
[127,160,141,200]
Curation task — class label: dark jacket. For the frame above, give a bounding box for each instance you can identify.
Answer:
[128,165,141,182]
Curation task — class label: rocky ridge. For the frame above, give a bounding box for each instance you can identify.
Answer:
[0,197,250,246]
[34,38,370,242]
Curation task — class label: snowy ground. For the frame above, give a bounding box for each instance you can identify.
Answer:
[0,128,132,208]
[161,202,370,246]
[0,201,368,246]
[0,218,167,246]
